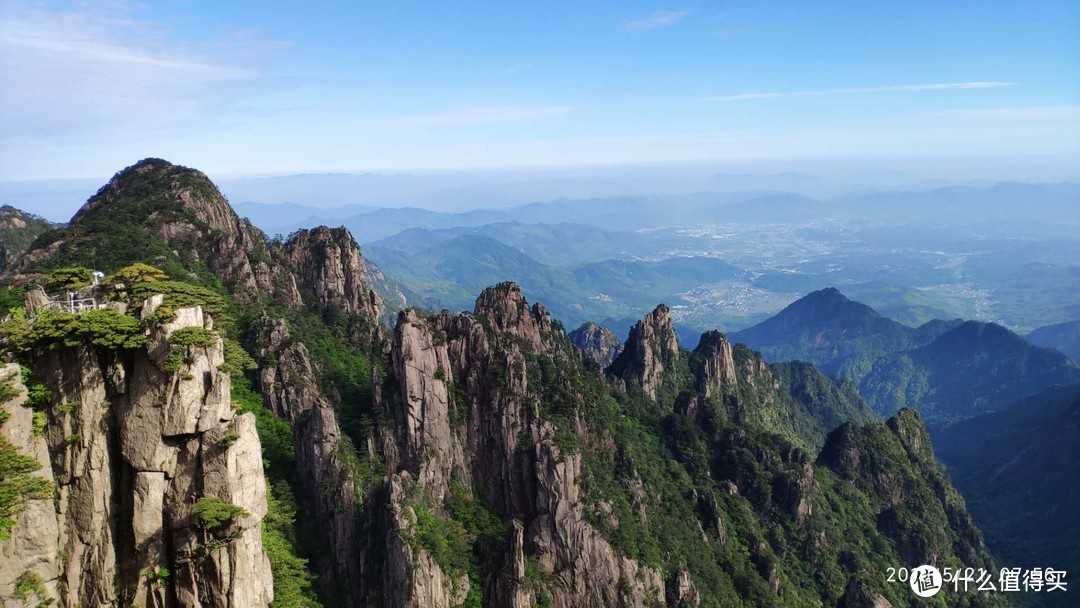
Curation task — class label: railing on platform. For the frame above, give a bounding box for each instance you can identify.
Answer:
[40,297,99,314]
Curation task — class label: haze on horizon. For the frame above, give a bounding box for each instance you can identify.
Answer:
[0,0,1077,194]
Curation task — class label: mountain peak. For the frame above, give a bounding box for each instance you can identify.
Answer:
[692,330,737,397]
[609,304,680,398]
[473,282,553,349]
[728,288,910,378]
[72,157,236,233]
[569,321,622,367]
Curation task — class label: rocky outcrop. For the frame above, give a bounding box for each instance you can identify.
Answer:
[609,305,680,399]
[376,284,666,608]
[11,296,273,607]
[0,364,62,606]
[569,322,623,368]
[474,281,553,351]
[280,226,382,320]
[693,330,737,398]
[254,315,364,606]
[841,578,894,608]
[530,439,664,608]
[670,569,701,608]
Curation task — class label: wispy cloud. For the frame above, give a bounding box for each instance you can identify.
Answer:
[916,105,1080,121]
[622,10,692,31]
[706,81,1016,102]
[0,2,281,143]
[360,105,579,128]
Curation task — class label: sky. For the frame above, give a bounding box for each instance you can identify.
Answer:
[0,0,1078,182]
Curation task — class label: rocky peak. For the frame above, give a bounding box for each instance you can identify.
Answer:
[280,226,381,319]
[569,321,623,368]
[885,407,933,462]
[693,330,737,398]
[610,304,680,398]
[473,281,553,351]
[73,158,240,237]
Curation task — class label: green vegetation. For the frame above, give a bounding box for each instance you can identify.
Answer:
[192,496,248,530]
[147,567,171,585]
[728,288,952,380]
[163,327,218,373]
[263,481,323,608]
[937,385,1080,608]
[860,321,1080,426]
[12,571,46,601]
[44,266,94,292]
[1027,319,1080,361]
[0,381,54,542]
[455,300,1006,607]
[366,235,743,332]
[127,280,230,324]
[105,262,169,286]
[1,308,146,355]
[23,159,222,280]
[0,205,53,270]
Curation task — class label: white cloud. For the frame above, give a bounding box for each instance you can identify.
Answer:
[622,10,692,31]
[706,81,1016,102]
[358,105,579,127]
[0,2,279,144]
[916,105,1080,121]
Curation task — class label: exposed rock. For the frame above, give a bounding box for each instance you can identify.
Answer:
[693,330,737,398]
[383,472,470,608]
[255,314,364,605]
[569,322,623,368]
[17,296,273,607]
[0,364,61,606]
[474,281,553,351]
[609,305,680,399]
[841,578,894,608]
[280,226,382,320]
[671,569,701,608]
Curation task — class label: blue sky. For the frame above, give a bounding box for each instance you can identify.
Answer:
[0,0,1077,179]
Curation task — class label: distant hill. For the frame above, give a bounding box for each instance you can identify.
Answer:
[727,288,958,379]
[1027,320,1080,361]
[859,321,1080,426]
[937,384,1080,604]
[366,234,743,333]
[0,205,54,271]
[369,221,666,266]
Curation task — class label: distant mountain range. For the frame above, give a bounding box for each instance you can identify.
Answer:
[729,288,1080,427]
[366,234,744,334]
[1027,319,1080,361]
[231,182,1080,241]
[728,288,961,379]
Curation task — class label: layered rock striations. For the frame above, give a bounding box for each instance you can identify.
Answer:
[0,298,271,607]
[609,304,680,399]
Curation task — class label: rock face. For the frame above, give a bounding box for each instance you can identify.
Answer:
[254,315,365,606]
[0,298,273,607]
[2,159,1010,608]
[569,322,623,368]
[0,364,62,605]
[609,304,680,398]
[841,578,894,608]
[371,283,665,608]
[692,330,737,398]
[280,226,381,320]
